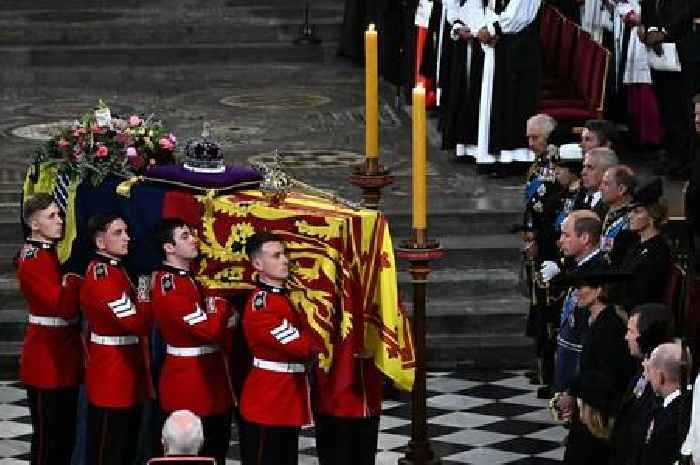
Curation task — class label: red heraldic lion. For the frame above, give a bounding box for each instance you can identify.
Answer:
[151,265,235,415]
[240,282,319,426]
[16,240,83,388]
[80,255,151,407]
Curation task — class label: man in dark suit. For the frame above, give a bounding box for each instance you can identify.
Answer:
[611,303,674,465]
[641,342,691,465]
[575,147,619,221]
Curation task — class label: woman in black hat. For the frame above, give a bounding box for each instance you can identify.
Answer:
[617,178,673,312]
[552,270,636,430]
[564,370,618,465]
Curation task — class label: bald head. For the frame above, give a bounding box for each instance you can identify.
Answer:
[162,410,204,456]
[647,342,683,397]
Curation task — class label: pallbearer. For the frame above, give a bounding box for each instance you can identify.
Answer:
[151,218,236,465]
[239,232,322,465]
[80,214,151,465]
[17,193,83,465]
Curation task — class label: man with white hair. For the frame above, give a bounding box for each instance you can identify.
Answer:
[162,410,205,458]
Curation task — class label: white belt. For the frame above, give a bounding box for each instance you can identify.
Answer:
[90,332,139,346]
[166,344,219,357]
[253,357,305,373]
[28,315,76,327]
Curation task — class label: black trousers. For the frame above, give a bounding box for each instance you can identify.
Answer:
[315,415,380,465]
[87,403,142,465]
[240,420,299,465]
[158,409,233,465]
[25,385,78,465]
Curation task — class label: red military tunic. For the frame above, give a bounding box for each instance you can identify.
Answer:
[16,240,83,389]
[240,282,318,427]
[151,264,235,416]
[80,254,151,408]
[314,357,383,418]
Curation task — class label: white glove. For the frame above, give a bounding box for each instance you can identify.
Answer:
[540,261,561,283]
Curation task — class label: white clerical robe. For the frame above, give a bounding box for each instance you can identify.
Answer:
[612,0,651,85]
[469,0,541,164]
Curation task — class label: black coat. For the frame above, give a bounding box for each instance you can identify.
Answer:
[564,417,611,465]
[619,235,672,312]
[640,391,692,465]
[578,305,637,400]
[610,370,658,465]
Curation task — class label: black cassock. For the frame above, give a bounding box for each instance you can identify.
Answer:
[488,0,542,159]
[441,29,485,149]
[338,0,407,85]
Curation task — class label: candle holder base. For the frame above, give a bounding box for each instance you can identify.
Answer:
[397,447,442,465]
[348,163,393,210]
[396,237,442,465]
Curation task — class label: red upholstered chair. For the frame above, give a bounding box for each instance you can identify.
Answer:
[557,19,578,79]
[147,457,216,465]
[544,10,563,71]
[539,4,553,47]
[663,262,685,325]
[540,29,592,105]
[542,19,578,94]
[540,41,609,122]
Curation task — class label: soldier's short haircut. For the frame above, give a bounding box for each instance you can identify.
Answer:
[584,119,618,146]
[87,213,124,249]
[587,147,618,169]
[527,114,557,137]
[246,231,283,260]
[569,210,601,245]
[22,193,56,225]
[607,165,636,195]
[153,218,189,249]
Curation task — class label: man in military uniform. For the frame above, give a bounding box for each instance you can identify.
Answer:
[521,115,564,389]
[80,214,151,465]
[16,193,83,465]
[540,210,606,414]
[599,165,636,265]
[151,218,236,465]
[239,232,321,465]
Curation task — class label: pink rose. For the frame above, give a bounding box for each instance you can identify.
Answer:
[126,147,138,158]
[95,145,109,158]
[168,134,177,144]
[128,115,142,127]
[159,137,175,151]
[57,138,70,149]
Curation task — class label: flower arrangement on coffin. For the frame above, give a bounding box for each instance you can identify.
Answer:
[33,101,177,185]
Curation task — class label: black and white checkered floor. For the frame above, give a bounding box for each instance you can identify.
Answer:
[0,370,566,465]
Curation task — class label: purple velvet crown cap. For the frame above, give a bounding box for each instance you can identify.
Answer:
[146,163,262,189]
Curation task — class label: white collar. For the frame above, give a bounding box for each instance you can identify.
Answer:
[663,389,681,408]
[576,248,601,266]
[590,190,602,206]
